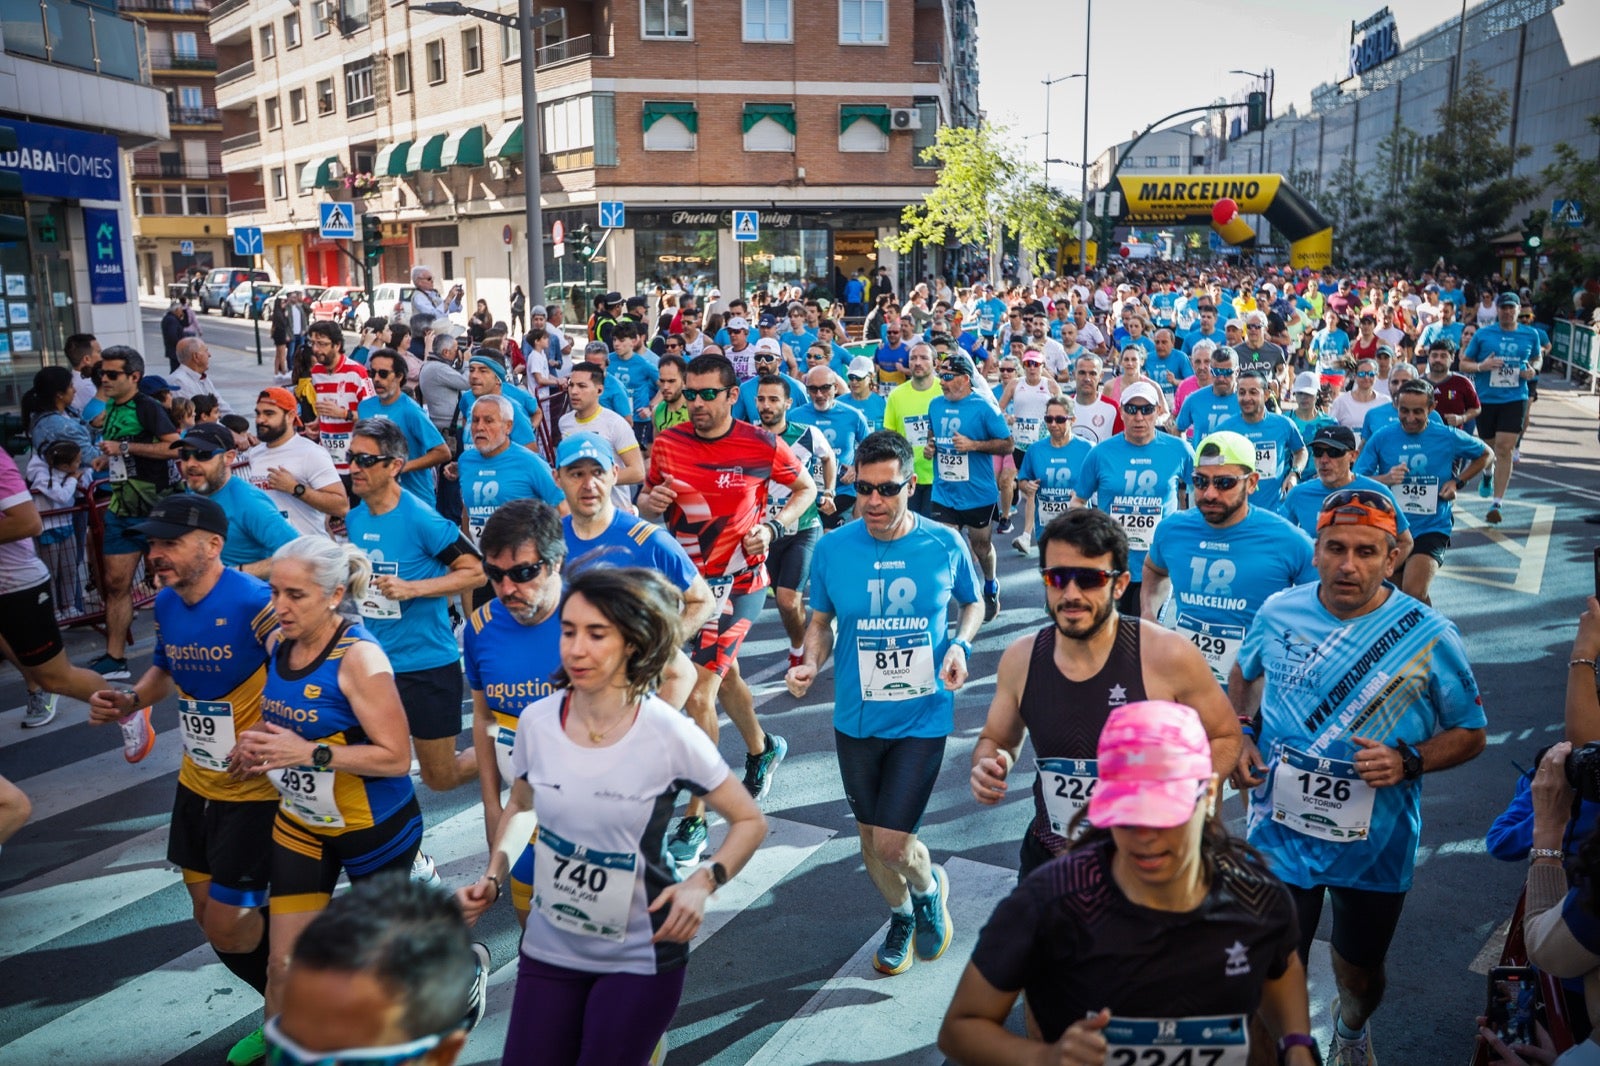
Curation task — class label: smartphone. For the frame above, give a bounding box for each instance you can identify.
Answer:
[1592,545,1600,600]
[1485,965,1539,1047]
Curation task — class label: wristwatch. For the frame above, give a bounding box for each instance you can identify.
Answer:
[311,743,333,768]
[699,861,728,891]
[1396,739,1423,781]
[292,482,307,498]
[949,638,973,658]
[1277,1033,1319,1064]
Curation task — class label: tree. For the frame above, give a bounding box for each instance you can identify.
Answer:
[890,123,1080,278]
[1537,113,1600,321]
[1401,63,1532,277]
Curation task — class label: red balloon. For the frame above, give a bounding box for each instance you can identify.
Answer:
[1212,198,1238,226]
[1119,245,1132,258]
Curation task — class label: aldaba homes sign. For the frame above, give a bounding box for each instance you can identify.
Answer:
[0,119,120,202]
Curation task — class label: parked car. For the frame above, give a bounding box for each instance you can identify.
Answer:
[370,283,417,325]
[203,267,274,313]
[312,286,367,326]
[222,281,281,319]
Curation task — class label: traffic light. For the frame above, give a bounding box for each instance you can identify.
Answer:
[1246,92,1267,133]
[0,125,25,242]
[361,213,383,265]
[1521,210,1544,257]
[574,223,595,263]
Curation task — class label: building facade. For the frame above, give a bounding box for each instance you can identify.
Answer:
[0,0,169,404]
[215,0,979,324]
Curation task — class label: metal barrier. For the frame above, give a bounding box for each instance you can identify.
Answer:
[36,493,159,634]
[1551,319,1598,393]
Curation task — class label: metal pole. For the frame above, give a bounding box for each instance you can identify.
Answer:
[519,0,544,306]
[251,272,263,365]
[1043,77,1053,193]
[1079,0,1091,272]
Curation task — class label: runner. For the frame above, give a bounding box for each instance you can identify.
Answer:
[652,353,690,435]
[1142,431,1317,688]
[942,700,1315,1066]
[558,360,647,510]
[1218,369,1306,512]
[639,353,814,865]
[1175,345,1241,441]
[786,430,979,976]
[1282,425,1415,562]
[245,387,348,538]
[1461,291,1541,524]
[455,394,562,549]
[1353,379,1490,606]
[838,356,887,431]
[1231,488,1486,1066]
[356,349,451,508]
[1010,397,1088,555]
[173,422,298,575]
[972,508,1239,877]
[925,351,1012,620]
[883,342,941,516]
[307,322,374,489]
[456,566,767,1066]
[791,364,871,527]
[87,494,279,1066]
[1422,338,1481,430]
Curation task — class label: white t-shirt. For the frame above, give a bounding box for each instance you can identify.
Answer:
[511,692,730,975]
[1330,391,1390,436]
[1072,397,1120,444]
[244,434,343,537]
[558,406,641,511]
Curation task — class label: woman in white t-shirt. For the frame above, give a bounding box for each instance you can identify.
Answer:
[458,566,765,1066]
[1330,358,1391,437]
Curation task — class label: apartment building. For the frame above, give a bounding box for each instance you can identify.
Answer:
[215,0,979,322]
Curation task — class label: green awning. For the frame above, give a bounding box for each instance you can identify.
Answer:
[298,154,340,192]
[742,103,795,134]
[840,104,890,135]
[374,141,413,177]
[641,101,697,134]
[485,121,523,159]
[405,133,448,174]
[441,125,486,168]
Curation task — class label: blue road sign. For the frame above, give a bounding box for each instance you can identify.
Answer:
[233,227,264,257]
[1553,199,1587,228]
[319,202,355,240]
[733,210,759,242]
[179,239,194,256]
[598,200,626,229]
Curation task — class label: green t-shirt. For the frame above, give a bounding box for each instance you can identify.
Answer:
[884,378,940,487]
[653,400,689,434]
[102,395,177,517]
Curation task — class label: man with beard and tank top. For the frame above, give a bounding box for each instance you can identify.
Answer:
[968,508,1239,878]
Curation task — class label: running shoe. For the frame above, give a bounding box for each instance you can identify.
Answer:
[1512,447,1522,463]
[996,514,1015,535]
[910,863,953,962]
[1486,505,1503,525]
[22,691,58,728]
[665,816,708,867]
[225,1027,266,1066]
[650,1035,668,1065]
[872,913,916,976]
[463,942,491,1033]
[1328,998,1376,1066]
[120,706,155,763]
[89,654,131,680]
[410,852,441,887]
[743,733,788,801]
[1011,532,1031,555]
[984,588,1000,622]
[1479,475,1492,498]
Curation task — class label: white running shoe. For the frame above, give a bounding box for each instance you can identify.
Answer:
[410,852,441,887]
[120,706,156,763]
[1011,532,1032,555]
[23,691,57,728]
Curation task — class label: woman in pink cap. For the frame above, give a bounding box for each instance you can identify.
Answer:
[940,700,1318,1066]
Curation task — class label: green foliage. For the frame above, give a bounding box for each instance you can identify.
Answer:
[1536,113,1600,320]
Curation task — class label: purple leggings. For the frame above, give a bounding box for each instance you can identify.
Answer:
[501,954,687,1065]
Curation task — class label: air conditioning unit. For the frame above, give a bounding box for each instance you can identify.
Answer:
[890,107,922,131]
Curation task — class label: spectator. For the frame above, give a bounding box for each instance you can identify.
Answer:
[22,366,92,457]
[168,337,233,415]
[411,264,463,322]
[510,284,527,334]
[160,301,186,373]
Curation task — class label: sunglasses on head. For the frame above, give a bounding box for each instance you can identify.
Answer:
[350,452,396,468]
[683,386,732,401]
[483,559,552,584]
[1191,473,1243,491]
[1121,403,1157,416]
[177,446,223,462]
[1040,565,1123,591]
[855,476,910,497]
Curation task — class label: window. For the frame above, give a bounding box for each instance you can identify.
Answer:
[187,187,210,215]
[264,96,280,130]
[911,99,938,166]
[352,147,375,175]
[178,85,204,110]
[173,30,198,57]
[283,13,300,48]
[462,27,482,73]
[391,51,411,93]
[641,100,695,151]
[344,59,374,117]
[593,92,616,165]
[642,0,691,39]
[839,0,885,44]
[341,0,369,32]
[542,94,595,154]
[500,25,519,61]
[315,78,335,116]
[289,87,307,123]
[743,0,789,42]
[1143,155,1158,167]
[258,24,275,58]
[271,167,287,199]
[742,103,794,152]
[839,106,889,152]
[426,39,446,84]
[164,186,183,214]
[312,0,331,37]
[1166,155,1181,167]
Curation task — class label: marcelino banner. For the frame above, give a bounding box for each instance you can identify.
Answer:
[1112,173,1333,269]
[0,119,121,202]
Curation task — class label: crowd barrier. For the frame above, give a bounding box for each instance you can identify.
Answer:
[36,493,159,636]
[1550,319,1598,393]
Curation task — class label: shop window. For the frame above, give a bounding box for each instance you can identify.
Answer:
[635,228,718,295]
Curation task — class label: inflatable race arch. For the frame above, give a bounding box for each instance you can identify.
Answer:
[1111,174,1334,269]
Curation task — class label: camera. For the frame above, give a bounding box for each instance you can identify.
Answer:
[1570,742,1600,803]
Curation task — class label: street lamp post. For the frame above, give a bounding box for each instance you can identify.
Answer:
[1042,71,1085,193]
[1229,68,1274,172]
[1078,0,1091,271]
[411,1,562,304]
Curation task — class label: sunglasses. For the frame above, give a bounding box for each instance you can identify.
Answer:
[177,447,223,462]
[683,386,732,401]
[806,384,834,394]
[1042,415,1070,425]
[264,1016,448,1066]
[1121,403,1157,416]
[847,374,871,382]
[1211,367,1235,378]
[855,476,911,497]
[483,559,552,584]
[371,368,397,379]
[350,452,397,468]
[1354,371,1376,378]
[754,355,778,363]
[100,369,127,381]
[1191,474,1243,491]
[1324,487,1395,512]
[999,367,1016,374]
[1310,445,1348,459]
[1040,565,1123,591]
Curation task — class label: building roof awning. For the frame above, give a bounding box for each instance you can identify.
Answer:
[642,100,698,133]
[840,104,890,134]
[485,121,523,159]
[375,141,413,177]
[298,154,340,192]
[404,133,448,174]
[743,103,795,134]
[441,125,486,168]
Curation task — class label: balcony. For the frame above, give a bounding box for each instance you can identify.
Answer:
[216,58,252,85]
[221,129,261,152]
[119,0,212,14]
[210,0,245,15]
[535,33,604,68]
[0,0,149,82]
[148,45,217,71]
[229,197,265,214]
[133,159,224,179]
[169,104,221,125]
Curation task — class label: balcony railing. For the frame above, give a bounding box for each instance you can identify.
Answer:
[119,0,212,14]
[169,104,220,124]
[210,0,245,17]
[216,57,252,84]
[228,197,265,213]
[220,129,261,152]
[148,45,216,70]
[133,159,224,179]
[0,0,149,82]
[534,34,604,68]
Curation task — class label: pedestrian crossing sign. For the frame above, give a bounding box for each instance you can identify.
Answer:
[1552,199,1586,228]
[734,210,759,242]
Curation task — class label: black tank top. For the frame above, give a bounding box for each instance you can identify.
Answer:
[1018,616,1147,851]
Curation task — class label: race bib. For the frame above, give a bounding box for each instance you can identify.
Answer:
[532,825,638,942]
[321,431,351,464]
[1038,496,1072,521]
[1270,746,1377,843]
[1104,1015,1249,1066]
[1014,417,1041,447]
[1397,476,1439,516]
[1490,363,1521,389]
[1176,614,1245,684]
[493,721,516,785]
[1254,441,1279,480]
[178,698,236,774]
[107,452,129,484]
[856,632,935,702]
[706,575,734,617]
[359,561,402,620]
[936,448,969,483]
[1110,500,1162,552]
[267,764,345,828]
[1036,757,1097,837]
[468,515,487,544]
[902,417,930,449]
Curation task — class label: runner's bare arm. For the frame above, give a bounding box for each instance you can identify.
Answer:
[971,637,1033,803]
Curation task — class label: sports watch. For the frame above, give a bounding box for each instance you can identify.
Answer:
[293,482,307,498]
[312,743,333,768]
[1396,740,1423,781]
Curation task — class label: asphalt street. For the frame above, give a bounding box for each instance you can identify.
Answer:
[0,306,1596,1063]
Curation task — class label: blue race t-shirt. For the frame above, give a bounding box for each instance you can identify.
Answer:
[458,444,562,540]
[608,351,660,418]
[562,510,699,592]
[1353,421,1489,538]
[790,402,871,467]
[1463,322,1541,405]
[346,488,468,672]
[928,392,1012,510]
[459,391,537,447]
[358,392,447,506]
[1176,389,1242,440]
[201,476,298,570]
[1361,403,1443,441]
[1240,582,1485,892]
[1217,412,1306,509]
[809,514,980,739]
[1017,435,1093,531]
[1072,432,1194,573]
[732,372,807,425]
[1281,474,1412,541]
[838,390,887,431]
[1145,349,1193,401]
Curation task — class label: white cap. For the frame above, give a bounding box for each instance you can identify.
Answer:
[752,337,782,356]
[1292,371,1319,395]
[726,315,750,330]
[1121,381,1161,407]
[847,356,876,377]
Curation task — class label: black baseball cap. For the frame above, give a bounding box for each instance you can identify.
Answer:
[169,422,237,454]
[1310,425,1359,454]
[135,493,229,540]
